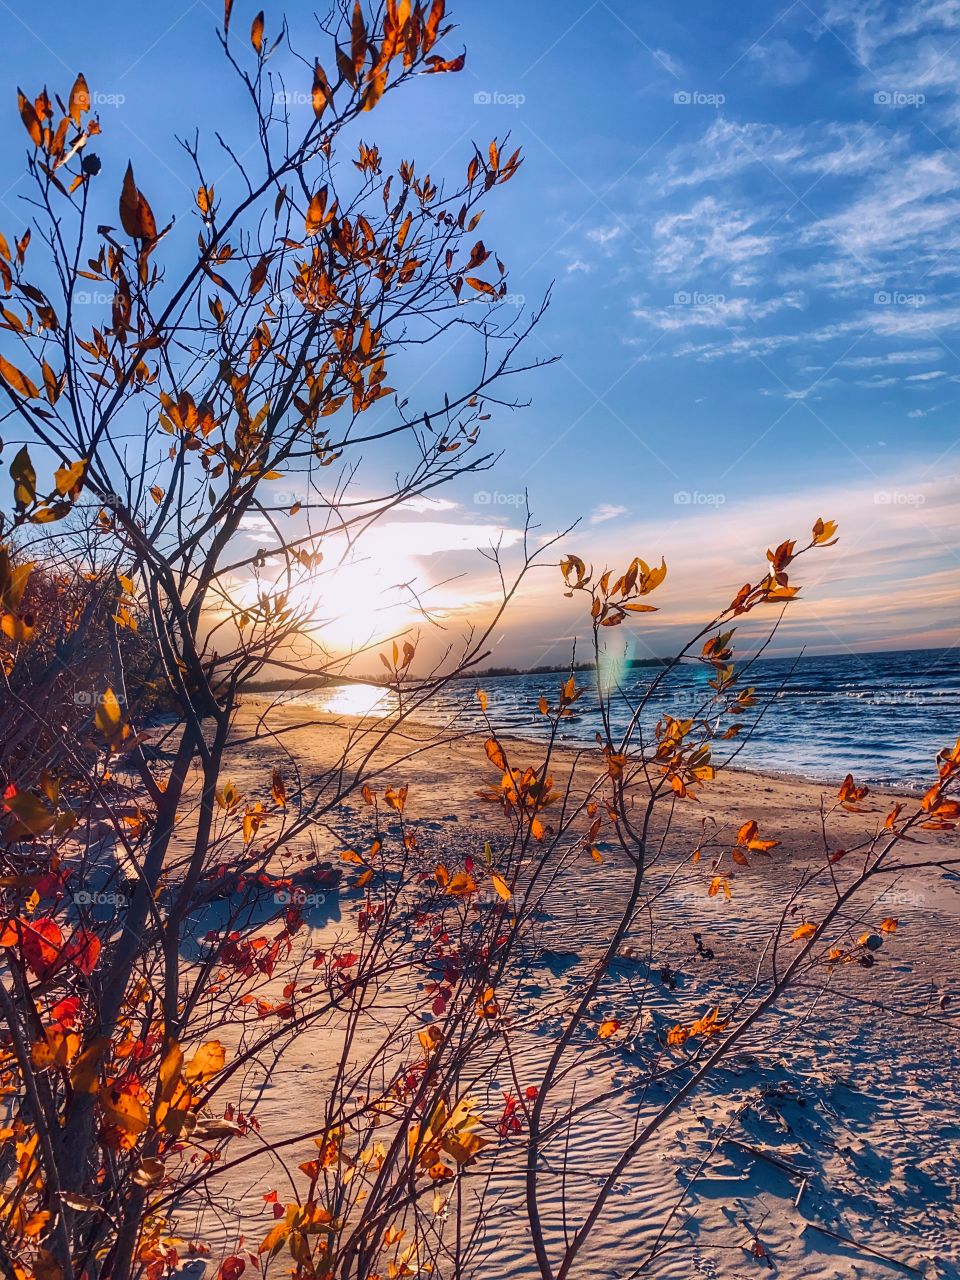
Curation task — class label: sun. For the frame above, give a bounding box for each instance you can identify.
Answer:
[292,548,422,654]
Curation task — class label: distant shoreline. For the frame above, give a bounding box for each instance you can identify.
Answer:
[237,656,671,694]
[237,643,960,695]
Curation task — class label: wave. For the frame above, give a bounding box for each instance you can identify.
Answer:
[298,647,960,789]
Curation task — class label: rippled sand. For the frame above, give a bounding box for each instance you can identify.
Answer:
[178,699,960,1280]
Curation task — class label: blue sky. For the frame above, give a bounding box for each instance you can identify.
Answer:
[3,0,960,665]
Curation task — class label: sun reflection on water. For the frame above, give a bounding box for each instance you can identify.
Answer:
[313,682,393,718]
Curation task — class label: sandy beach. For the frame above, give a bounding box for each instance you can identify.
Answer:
[173,698,960,1280]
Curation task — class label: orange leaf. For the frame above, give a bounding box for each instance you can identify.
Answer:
[0,354,39,400]
[271,769,286,807]
[445,872,477,897]
[17,90,42,146]
[119,162,157,241]
[250,10,265,53]
[68,73,90,125]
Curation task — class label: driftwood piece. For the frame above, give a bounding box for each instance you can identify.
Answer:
[802,1222,922,1275]
[721,1136,805,1178]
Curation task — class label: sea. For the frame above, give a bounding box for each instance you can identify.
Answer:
[300,647,960,791]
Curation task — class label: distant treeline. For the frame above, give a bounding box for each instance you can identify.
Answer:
[239,656,673,694]
[463,657,670,678]
[239,673,344,693]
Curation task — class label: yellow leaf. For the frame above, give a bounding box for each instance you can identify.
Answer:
[418,1025,444,1054]
[1,612,34,643]
[812,516,839,546]
[22,1210,51,1239]
[31,1028,80,1070]
[791,922,817,941]
[94,687,123,738]
[598,1019,620,1040]
[476,986,499,1018]
[183,1039,226,1085]
[99,1085,149,1135]
[490,872,511,900]
[70,1037,110,1093]
[9,444,36,506]
[384,785,407,813]
[157,1040,183,1108]
[54,459,86,497]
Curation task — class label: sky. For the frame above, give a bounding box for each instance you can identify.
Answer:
[2,0,960,668]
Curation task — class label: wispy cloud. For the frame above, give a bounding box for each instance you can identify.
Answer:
[651,196,775,283]
[744,37,814,86]
[478,468,960,663]
[658,117,892,193]
[590,503,628,524]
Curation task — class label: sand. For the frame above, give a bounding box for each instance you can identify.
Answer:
[174,699,960,1280]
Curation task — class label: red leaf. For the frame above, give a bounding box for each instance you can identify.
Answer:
[21,917,63,979]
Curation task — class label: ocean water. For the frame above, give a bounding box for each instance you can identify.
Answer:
[303,647,960,791]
